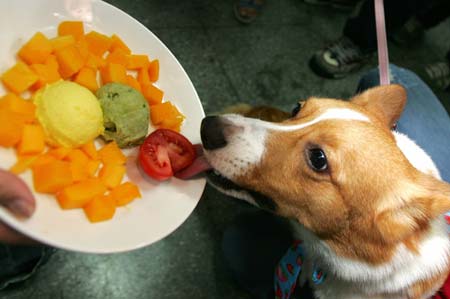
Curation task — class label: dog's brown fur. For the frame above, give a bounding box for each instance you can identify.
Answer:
[220,85,450,297]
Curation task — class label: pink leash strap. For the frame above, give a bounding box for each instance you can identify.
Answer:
[374,0,390,85]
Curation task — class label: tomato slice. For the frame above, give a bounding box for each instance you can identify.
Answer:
[139,129,196,181]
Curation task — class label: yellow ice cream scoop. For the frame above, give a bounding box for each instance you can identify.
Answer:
[34,81,104,148]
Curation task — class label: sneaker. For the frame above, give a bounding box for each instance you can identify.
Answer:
[310,36,371,79]
[303,0,360,10]
[420,62,450,91]
[391,17,425,46]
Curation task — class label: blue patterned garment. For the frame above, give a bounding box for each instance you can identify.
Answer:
[274,240,325,299]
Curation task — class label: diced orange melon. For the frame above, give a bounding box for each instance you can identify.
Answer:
[31,154,58,168]
[74,67,98,92]
[160,117,184,128]
[86,160,101,177]
[58,21,85,40]
[9,154,39,175]
[125,75,141,92]
[100,63,127,85]
[110,182,141,206]
[30,63,61,90]
[84,194,116,223]
[150,101,184,125]
[80,141,98,160]
[65,149,91,181]
[75,38,90,61]
[0,22,156,223]
[98,141,127,165]
[50,35,76,51]
[48,147,72,159]
[18,32,53,64]
[32,159,73,193]
[56,178,107,209]
[1,61,39,94]
[159,118,183,132]
[17,124,45,155]
[127,54,149,70]
[105,49,128,67]
[110,34,131,54]
[0,93,36,123]
[142,84,164,105]
[54,44,84,79]
[85,31,112,57]
[0,112,24,148]
[99,164,126,189]
[138,66,151,87]
[85,54,106,71]
[70,160,90,182]
[65,149,90,165]
[45,54,59,71]
[148,59,159,82]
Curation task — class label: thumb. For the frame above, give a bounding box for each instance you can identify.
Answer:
[0,170,35,218]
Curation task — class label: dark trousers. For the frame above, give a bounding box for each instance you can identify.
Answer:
[343,0,450,52]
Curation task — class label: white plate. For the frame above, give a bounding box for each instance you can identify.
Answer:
[0,0,205,253]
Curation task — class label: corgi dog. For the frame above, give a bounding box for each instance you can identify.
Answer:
[196,85,450,299]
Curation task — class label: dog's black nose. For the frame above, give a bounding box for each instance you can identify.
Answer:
[201,116,227,150]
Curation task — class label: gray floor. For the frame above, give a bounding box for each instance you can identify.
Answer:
[2,1,450,298]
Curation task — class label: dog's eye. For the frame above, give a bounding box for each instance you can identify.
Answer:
[307,148,328,172]
[291,102,304,117]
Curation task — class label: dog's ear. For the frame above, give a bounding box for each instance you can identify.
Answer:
[351,84,407,128]
[375,174,450,244]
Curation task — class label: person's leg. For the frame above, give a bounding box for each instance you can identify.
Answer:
[344,0,420,51]
[415,0,450,30]
[357,64,450,182]
[381,0,443,46]
[222,210,295,299]
[310,0,424,79]
[0,244,54,290]
[419,56,450,92]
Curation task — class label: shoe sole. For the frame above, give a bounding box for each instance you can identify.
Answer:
[309,52,373,79]
[308,57,349,79]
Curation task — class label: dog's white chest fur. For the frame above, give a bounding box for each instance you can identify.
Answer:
[292,132,450,299]
[294,218,449,299]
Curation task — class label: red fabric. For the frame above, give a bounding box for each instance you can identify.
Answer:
[432,274,450,299]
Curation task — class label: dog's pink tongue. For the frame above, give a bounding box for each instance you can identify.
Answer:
[175,144,212,179]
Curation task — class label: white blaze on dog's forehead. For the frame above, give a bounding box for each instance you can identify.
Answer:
[261,108,370,132]
[206,108,370,180]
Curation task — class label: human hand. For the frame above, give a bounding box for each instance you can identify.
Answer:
[0,169,35,244]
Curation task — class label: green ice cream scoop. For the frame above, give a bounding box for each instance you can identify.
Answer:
[96,83,149,148]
